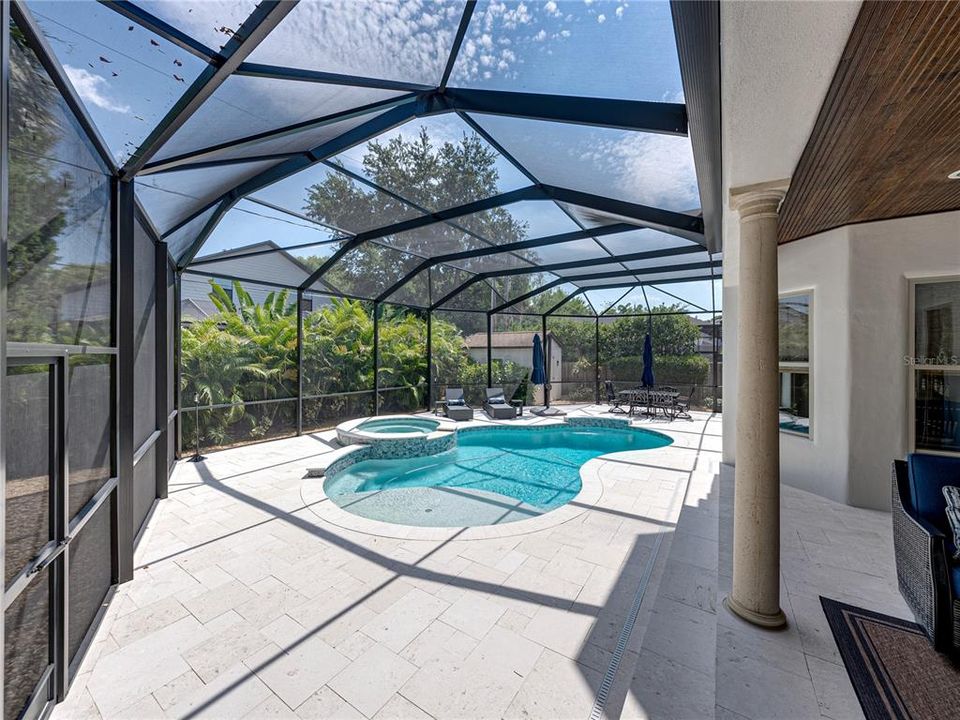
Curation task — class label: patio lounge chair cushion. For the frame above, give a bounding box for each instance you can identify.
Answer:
[907,453,960,535]
[488,393,506,404]
[944,486,960,561]
[447,397,465,406]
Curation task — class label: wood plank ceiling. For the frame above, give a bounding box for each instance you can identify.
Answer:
[778,0,960,244]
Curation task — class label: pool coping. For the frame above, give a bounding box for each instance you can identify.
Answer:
[301,418,691,541]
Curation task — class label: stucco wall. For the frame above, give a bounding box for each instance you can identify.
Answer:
[722,210,960,509]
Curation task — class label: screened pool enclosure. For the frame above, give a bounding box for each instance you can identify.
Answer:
[0,1,721,716]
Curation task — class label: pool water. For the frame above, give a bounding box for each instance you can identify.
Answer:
[356,417,440,434]
[324,425,671,527]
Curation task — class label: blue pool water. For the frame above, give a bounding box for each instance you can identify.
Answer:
[324,425,672,526]
[356,417,440,434]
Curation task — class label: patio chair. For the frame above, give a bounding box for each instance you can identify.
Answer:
[483,387,517,419]
[443,387,473,422]
[674,386,695,420]
[891,454,960,658]
[604,381,627,413]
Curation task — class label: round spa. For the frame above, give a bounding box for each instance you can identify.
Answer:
[324,423,672,528]
[336,414,454,445]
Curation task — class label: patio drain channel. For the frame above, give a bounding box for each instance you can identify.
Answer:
[588,527,665,720]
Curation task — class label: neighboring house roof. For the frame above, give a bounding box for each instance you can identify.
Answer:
[463,331,562,350]
[190,240,318,287]
[180,297,216,321]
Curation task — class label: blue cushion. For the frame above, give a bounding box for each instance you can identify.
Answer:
[446,398,465,406]
[950,563,960,598]
[488,394,506,404]
[907,454,960,534]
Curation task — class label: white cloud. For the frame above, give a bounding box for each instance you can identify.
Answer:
[616,6,625,18]
[597,13,606,23]
[582,132,699,211]
[64,66,130,114]
[544,1,560,15]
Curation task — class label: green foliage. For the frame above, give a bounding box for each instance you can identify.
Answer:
[180,281,533,449]
[603,354,709,387]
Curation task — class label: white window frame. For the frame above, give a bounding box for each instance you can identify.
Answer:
[778,289,814,440]
[908,275,960,457]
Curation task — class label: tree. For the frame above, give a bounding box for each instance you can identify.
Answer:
[302,127,540,309]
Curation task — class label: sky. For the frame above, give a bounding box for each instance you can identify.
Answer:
[26,0,717,311]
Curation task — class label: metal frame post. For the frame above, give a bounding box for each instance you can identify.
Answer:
[425,310,433,410]
[154,238,169,499]
[541,314,549,408]
[0,3,9,709]
[296,288,303,435]
[595,315,601,404]
[115,178,135,583]
[173,271,182,458]
[486,312,493,389]
[373,302,380,415]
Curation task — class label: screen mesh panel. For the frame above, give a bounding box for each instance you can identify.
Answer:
[68,501,112,664]
[378,305,427,413]
[328,114,529,210]
[252,163,424,235]
[157,75,403,161]
[28,0,207,164]
[134,0,260,51]
[246,0,466,85]
[547,315,597,403]
[137,158,283,235]
[133,217,158,448]
[449,0,683,102]
[197,200,343,257]
[472,114,701,213]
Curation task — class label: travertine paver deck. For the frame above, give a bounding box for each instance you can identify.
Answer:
[53,405,911,720]
[55,406,720,719]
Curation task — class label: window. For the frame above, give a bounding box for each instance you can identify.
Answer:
[911,279,960,454]
[779,292,812,437]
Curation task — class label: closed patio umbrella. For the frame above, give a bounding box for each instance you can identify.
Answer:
[531,334,546,386]
[641,333,655,388]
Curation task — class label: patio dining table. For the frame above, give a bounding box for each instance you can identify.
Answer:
[617,389,681,419]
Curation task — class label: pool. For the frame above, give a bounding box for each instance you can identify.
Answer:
[324,424,671,527]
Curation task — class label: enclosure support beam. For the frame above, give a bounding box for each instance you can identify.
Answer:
[120,0,298,177]
[155,238,169,499]
[486,314,493,389]
[115,179,136,584]
[0,4,10,699]
[373,303,381,416]
[441,89,687,136]
[541,316,550,409]
[296,289,304,435]
[595,317,601,405]
[176,99,429,268]
[173,273,182,458]
[425,311,433,411]
[423,245,708,310]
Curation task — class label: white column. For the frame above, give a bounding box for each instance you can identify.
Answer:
[724,179,789,628]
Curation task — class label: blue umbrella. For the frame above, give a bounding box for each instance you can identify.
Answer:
[531,333,546,386]
[641,333,655,388]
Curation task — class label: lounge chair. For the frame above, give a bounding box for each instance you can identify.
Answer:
[443,387,473,421]
[484,387,517,419]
